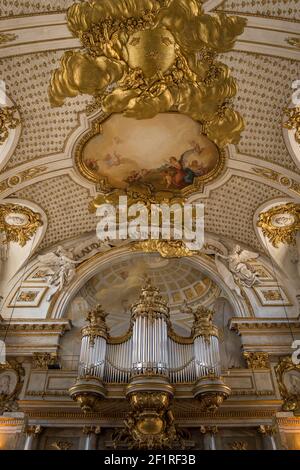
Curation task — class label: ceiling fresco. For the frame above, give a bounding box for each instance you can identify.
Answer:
[77,113,223,196]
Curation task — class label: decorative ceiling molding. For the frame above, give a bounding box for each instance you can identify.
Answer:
[0,14,299,60]
[1,149,299,203]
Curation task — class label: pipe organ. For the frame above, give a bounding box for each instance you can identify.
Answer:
[69,279,231,448]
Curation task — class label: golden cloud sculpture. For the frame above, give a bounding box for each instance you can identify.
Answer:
[49,0,246,148]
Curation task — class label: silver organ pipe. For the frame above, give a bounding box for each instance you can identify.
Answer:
[104,338,132,383]
[192,306,221,379]
[168,337,196,384]
[75,288,222,387]
[78,306,108,380]
[130,282,170,376]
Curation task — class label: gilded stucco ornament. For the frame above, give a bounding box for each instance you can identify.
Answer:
[275,356,300,415]
[286,37,300,49]
[0,33,17,45]
[131,240,195,258]
[0,204,43,247]
[283,107,300,144]
[243,352,270,370]
[49,0,246,148]
[257,203,300,247]
[0,106,20,145]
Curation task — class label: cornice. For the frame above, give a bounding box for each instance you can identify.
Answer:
[0,319,72,334]
[230,317,300,333]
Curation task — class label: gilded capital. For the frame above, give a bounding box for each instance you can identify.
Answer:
[243,352,270,370]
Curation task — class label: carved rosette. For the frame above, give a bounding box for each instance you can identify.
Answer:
[257,203,300,247]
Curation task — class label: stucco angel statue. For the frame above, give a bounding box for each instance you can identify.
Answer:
[38,246,80,301]
[215,245,260,297]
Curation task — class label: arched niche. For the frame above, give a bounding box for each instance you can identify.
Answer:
[254,197,300,296]
[0,198,47,311]
[49,246,245,321]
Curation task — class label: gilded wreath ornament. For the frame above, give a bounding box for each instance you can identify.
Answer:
[257,203,300,247]
[0,204,43,247]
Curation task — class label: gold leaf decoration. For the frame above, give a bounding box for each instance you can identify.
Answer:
[286,37,300,49]
[0,106,20,145]
[0,33,17,45]
[49,0,246,148]
[131,240,195,258]
[0,204,43,247]
[257,203,300,247]
[283,107,300,144]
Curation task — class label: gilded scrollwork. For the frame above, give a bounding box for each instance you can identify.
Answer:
[0,204,43,247]
[257,203,300,247]
[0,166,48,195]
[49,0,246,148]
[0,106,20,145]
[283,107,300,144]
[131,240,195,258]
[275,356,300,414]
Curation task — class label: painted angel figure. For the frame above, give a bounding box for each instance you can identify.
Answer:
[38,246,80,301]
[215,245,259,297]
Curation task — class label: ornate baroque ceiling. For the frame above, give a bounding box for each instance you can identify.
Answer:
[0,0,299,257]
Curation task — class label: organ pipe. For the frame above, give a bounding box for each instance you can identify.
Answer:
[78,305,109,380]
[129,279,170,376]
